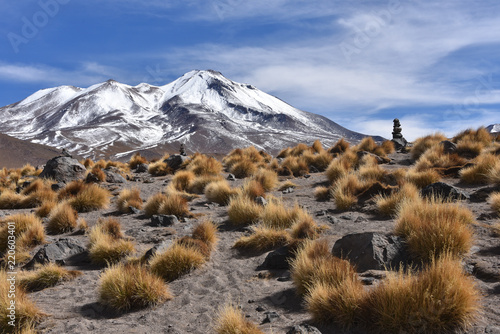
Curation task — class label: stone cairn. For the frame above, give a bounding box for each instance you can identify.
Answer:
[179,143,187,156]
[391,118,407,150]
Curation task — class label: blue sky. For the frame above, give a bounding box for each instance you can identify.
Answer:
[1,0,499,140]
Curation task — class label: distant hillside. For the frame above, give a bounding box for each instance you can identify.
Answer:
[0,133,61,168]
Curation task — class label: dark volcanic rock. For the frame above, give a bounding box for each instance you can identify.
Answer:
[165,154,189,171]
[440,140,457,154]
[39,156,86,182]
[135,163,149,173]
[261,246,292,269]
[143,240,174,262]
[151,215,179,227]
[104,170,127,183]
[287,324,322,334]
[332,232,409,272]
[421,182,469,200]
[24,238,87,269]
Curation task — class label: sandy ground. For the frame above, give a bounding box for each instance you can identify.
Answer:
[3,152,499,334]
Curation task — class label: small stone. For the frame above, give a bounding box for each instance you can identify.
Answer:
[304,174,311,178]
[129,206,141,214]
[315,210,326,216]
[256,306,266,312]
[135,163,149,173]
[262,311,279,324]
[151,215,179,227]
[254,196,267,206]
[286,324,322,334]
[227,173,236,181]
[282,187,294,194]
[51,182,66,191]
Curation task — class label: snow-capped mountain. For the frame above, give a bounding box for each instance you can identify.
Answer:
[0,70,379,159]
[486,124,500,133]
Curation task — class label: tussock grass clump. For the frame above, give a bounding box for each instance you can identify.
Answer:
[171,170,196,191]
[376,183,420,216]
[68,183,111,212]
[405,168,441,188]
[35,200,57,218]
[489,192,500,214]
[290,239,357,296]
[281,156,309,177]
[214,304,264,334]
[234,225,290,252]
[99,263,171,312]
[381,140,395,154]
[57,180,85,200]
[230,158,257,178]
[366,256,480,333]
[187,154,223,176]
[86,166,106,182]
[325,153,355,184]
[1,270,45,333]
[261,200,307,229]
[158,194,189,218]
[228,196,263,226]
[395,199,475,262]
[252,169,278,192]
[306,280,367,328]
[331,174,368,211]
[205,180,238,205]
[414,145,467,173]
[88,220,134,266]
[487,159,500,185]
[98,217,124,239]
[358,164,387,182]
[150,243,205,282]
[164,183,199,202]
[290,215,323,240]
[411,133,447,160]
[240,180,265,200]
[191,220,218,251]
[129,153,148,169]
[460,153,498,184]
[314,186,332,201]
[116,188,143,213]
[46,202,78,234]
[356,137,378,153]
[143,193,168,217]
[278,180,297,191]
[18,263,81,292]
[0,189,26,209]
[22,188,57,208]
[455,140,484,158]
[187,175,223,194]
[453,127,492,146]
[148,159,172,176]
[82,158,94,168]
[312,139,325,153]
[0,213,45,256]
[213,305,264,334]
[328,138,350,155]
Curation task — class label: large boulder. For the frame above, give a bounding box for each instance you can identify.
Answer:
[261,246,292,269]
[421,182,469,200]
[165,154,189,171]
[39,156,86,182]
[287,324,322,334]
[332,232,409,272]
[104,170,127,183]
[24,238,87,269]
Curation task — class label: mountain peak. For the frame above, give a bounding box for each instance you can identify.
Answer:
[0,70,377,158]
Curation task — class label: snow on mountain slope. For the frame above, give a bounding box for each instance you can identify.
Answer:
[0,70,377,158]
[486,124,500,133]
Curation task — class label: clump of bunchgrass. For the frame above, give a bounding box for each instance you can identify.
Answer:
[214,304,264,334]
[228,195,263,226]
[234,225,290,252]
[46,202,78,234]
[88,220,134,266]
[375,183,420,216]
[67,183,111,212]
[18,263,81,292]
[99,263,172,311]
[116,188,143,213]
[205,180,239,205]
[460,153,498,184]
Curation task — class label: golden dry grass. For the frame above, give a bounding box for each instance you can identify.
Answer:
[331,174,367,211]
[289,215,323,240]
[290,239,357,295]
[0,213,45,256]
[35,200,57,218]
[312,139,325,153]
[157,194,190,218]
[261,199,306,229]
[187,154,223,176]
[455,140,484,158]
[227,195,263,226]
[129,153,148,169]
[358,164,387,182]
[453,127,492,146]
[240,180,265,200]
[380,140,395,154]
[375,183,420,216]
[252,169,278,192]
[187,175,224,194]
[143,193,168,217]
[18,263,81,292]
[356,137,378,153]
[306,280,366,328]
[1,270,45,334]
[191,220,219,251]
[116,188,143,213]
[205,180,239,205]
[98,217,124,239]
[281,156,309,177]
[46,202,78,234]
[99,263,171,311]
[277,180,297,191]
[411,133,447,160]
[87,166,106,182]
[234,226,290,252]
[57,180,85,200]
[314,186,331,201]
[214,304,264,334]
[460,153,498,184]
[489,192,500,214]
[230,158,257,178]
[395,198,475,262]
[149,243,206,282]
[88,222,134,266]
[366,256,480,333]
[328,138,350,155]
[405,168,441,188]
[68,183,111,212]
[487,161,500,185]
[0,189,26,209]
[148,159,172,176]
[171,170,196,191]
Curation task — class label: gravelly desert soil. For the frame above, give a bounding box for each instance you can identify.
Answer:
[2,152,499,334]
